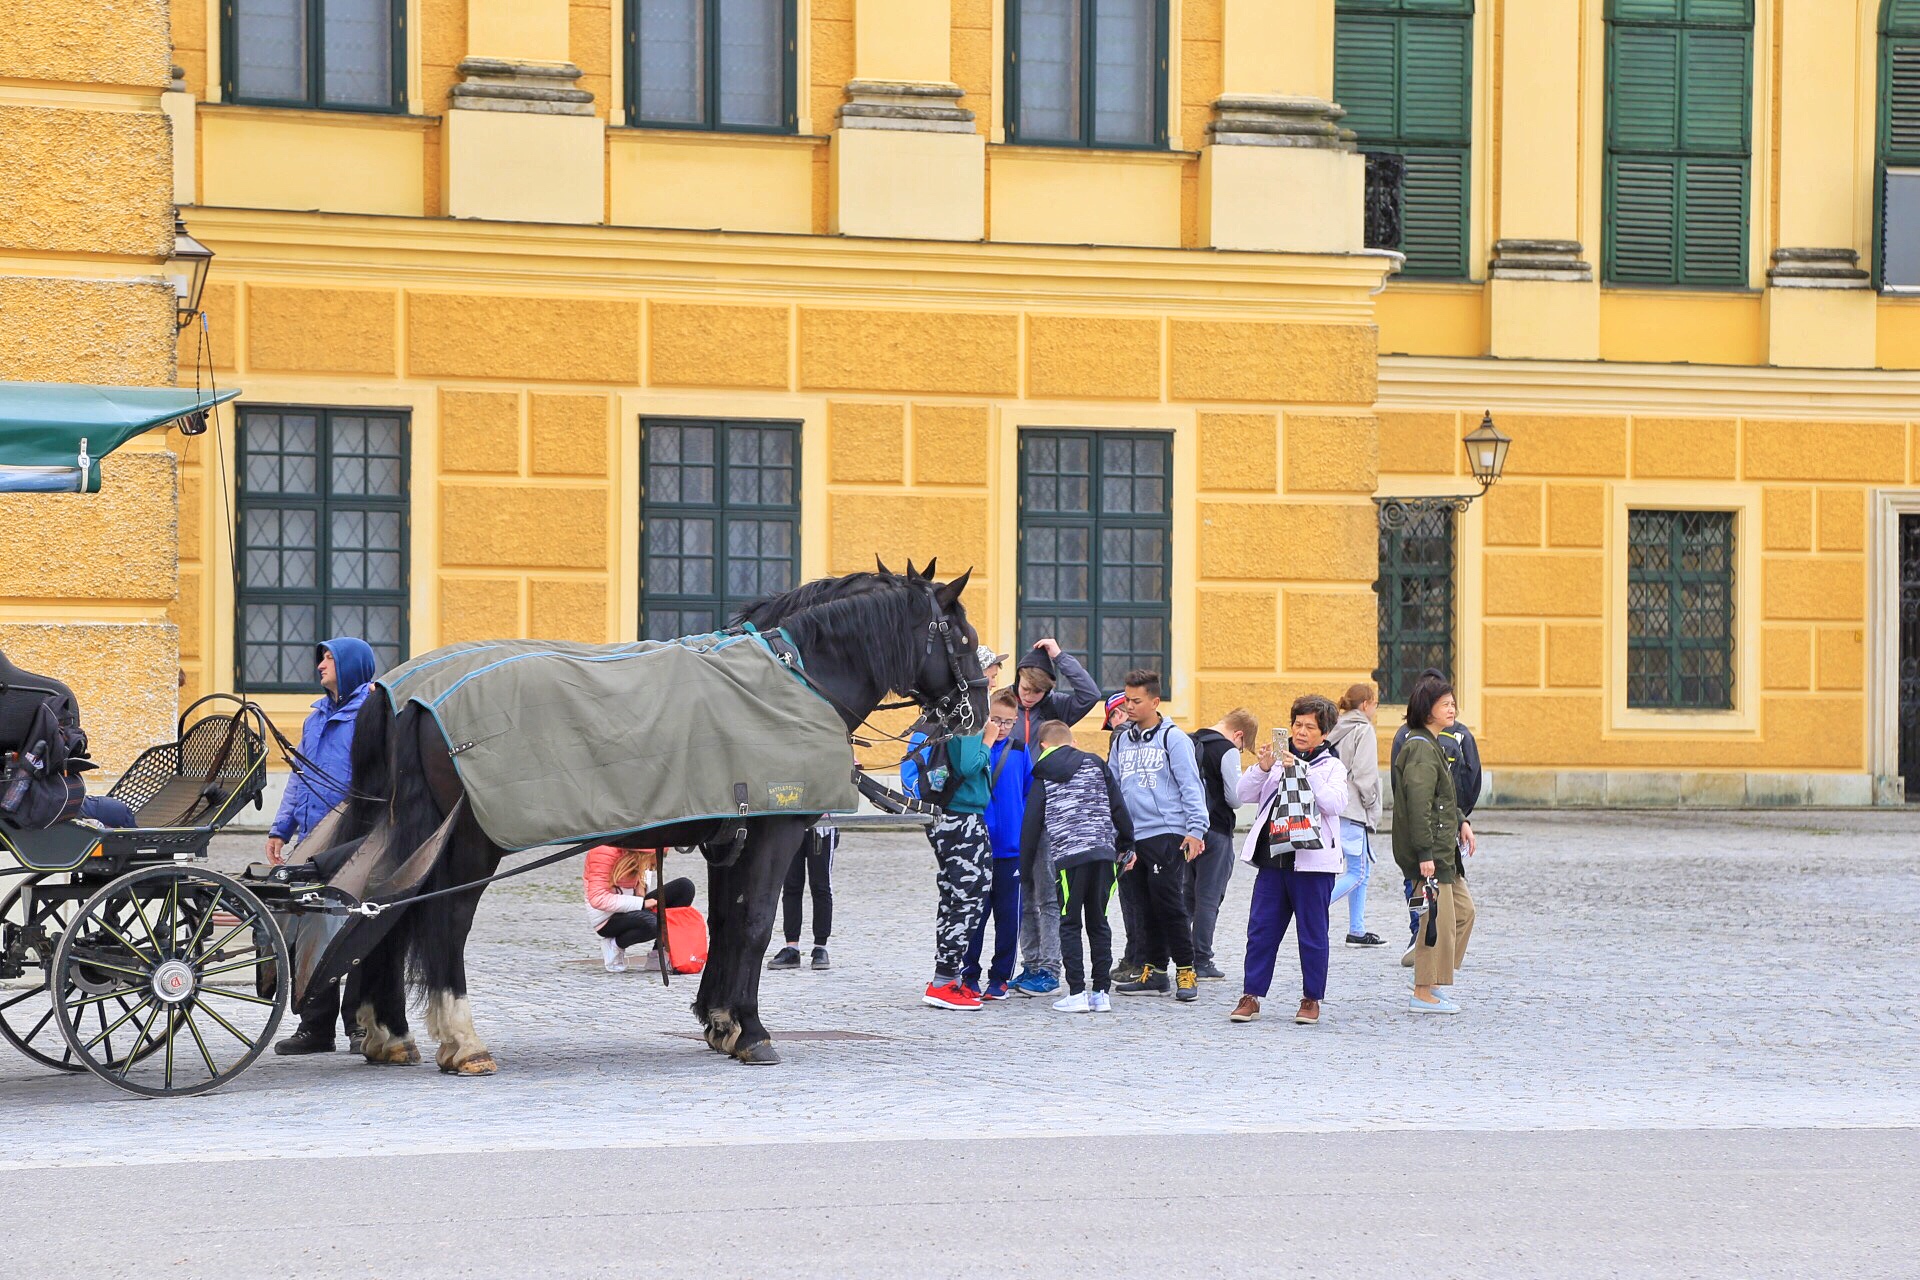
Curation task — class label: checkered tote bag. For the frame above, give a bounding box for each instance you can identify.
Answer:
[1264,761,1324,852]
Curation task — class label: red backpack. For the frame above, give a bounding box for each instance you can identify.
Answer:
[660,906,708,974]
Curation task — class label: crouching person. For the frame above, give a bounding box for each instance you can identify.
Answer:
[585,845,696,973]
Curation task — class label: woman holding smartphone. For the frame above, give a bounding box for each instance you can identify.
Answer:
[1390,673,1475,1013]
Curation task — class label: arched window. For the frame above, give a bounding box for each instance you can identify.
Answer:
[1333,0,1475,280]
[1881,0,1920,289]
[1602,0,1753,287]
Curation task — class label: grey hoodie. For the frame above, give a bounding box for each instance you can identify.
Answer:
[1326,709,1382,830]
[1107,716,1209,842]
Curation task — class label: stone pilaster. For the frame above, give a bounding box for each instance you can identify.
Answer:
[1199,95,1364,253]
[1489,240,1593,283]
[830,1,984,241]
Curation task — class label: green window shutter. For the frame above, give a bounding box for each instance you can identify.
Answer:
[1609,27,1680,149]
[1609,155,1680,282]
[1334,15,1399,138]
[1678,157,1748,282]
[1399,16,1472,141]
[1612,0,1682,20]
[1399,149,1471,277]
[1889,39,1920,159]
[1682,0,1752,23]
[1679,28,1750,151]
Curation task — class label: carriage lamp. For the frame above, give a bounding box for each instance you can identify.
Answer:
[1376,411,1512,530]
[165,213,214,331]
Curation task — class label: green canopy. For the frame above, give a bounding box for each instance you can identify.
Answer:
[0,381,240,493]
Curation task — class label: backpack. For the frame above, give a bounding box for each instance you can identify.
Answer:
[661,906,708,974]
[911,736,964,809]
[0,695,88,829]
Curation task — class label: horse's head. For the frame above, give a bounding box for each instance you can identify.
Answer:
[901,559,989,737]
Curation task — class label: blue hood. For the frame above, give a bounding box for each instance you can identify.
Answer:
[318,636,378,703]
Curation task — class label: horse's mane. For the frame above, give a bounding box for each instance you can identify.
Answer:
[730,571,900,631]
[776,579,938,697]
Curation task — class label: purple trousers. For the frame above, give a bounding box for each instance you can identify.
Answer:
[1242,865,1335,1001]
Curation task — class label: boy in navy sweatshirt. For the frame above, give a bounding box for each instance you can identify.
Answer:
[1021,720,1135,1013]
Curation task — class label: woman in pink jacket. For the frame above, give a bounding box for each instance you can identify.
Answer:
[584,845,696,973]
[1229,694,1348,1026]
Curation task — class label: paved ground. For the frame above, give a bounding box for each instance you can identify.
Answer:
[0,809,1914,1275]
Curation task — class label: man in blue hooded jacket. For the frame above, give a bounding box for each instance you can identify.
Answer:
[268,636,378,1055]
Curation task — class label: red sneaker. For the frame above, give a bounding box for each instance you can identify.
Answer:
[923,979,983,1010]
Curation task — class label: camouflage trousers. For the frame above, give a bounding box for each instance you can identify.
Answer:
[926,812,992,979]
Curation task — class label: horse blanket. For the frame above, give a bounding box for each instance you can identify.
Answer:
[379,632,858,851]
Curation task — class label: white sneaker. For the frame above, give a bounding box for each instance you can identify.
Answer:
[602,938,627,973]
[1088,991,1112,1012]
[1052,991,1090,1013]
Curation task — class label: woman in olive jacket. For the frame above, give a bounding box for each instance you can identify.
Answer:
[1390,673,1475,1013]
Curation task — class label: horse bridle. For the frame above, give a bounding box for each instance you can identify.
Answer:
[904,610,987,737]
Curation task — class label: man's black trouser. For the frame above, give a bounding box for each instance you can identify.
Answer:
[1134,833,1196,971]
[1058,860,1117,995]
[781,827,836,946]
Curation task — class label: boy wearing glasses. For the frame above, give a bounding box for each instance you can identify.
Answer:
[961,688,1032,1000]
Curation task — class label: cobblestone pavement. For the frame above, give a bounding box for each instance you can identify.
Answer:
[1,809,1915,1169]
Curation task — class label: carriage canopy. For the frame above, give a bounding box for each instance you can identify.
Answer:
[380,630,860,851]
[0,381,239,492]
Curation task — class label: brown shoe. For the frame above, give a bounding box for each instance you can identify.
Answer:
[1295,998,1321,1025]
[1229,995,1260,1023]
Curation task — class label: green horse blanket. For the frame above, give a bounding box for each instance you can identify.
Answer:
[378,632,857,851]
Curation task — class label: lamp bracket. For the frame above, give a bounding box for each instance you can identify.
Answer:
[1373,487,1489,530]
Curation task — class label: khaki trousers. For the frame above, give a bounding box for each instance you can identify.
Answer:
[1413,877,1475,988]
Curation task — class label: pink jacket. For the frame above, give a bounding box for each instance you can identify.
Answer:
[583,845,656,930]
[1235,748,1348,874]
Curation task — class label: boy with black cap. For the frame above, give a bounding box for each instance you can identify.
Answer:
[1005,638,1101,997]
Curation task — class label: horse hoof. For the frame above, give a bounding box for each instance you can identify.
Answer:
[733,1039,781,1066]
[364,1040,420,1066]
[442,1052,497,1077]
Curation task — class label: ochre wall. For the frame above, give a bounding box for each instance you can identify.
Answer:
[1,0,180,772]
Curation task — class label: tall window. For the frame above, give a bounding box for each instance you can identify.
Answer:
[1005,0,1168,149]
[1603,0,1753,286]
[627,0,797,132]
[236,407,408,691]
[1880,0,1920,289]
[1018,430,1171,692]
[640,419,800,639]
[1626,510,1735,710]
[224,0,406,111]
[1334,0,1475,279]
[1373,509,1454,703]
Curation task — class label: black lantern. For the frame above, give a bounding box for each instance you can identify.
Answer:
[165,214,214,331]
[1376,411,1514,530]
[1463,411,1511,489]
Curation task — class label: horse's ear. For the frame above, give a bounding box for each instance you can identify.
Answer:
[875,556,894,577]
[935,567,972,609]
[905,559,920,580]
[922,557,938,581]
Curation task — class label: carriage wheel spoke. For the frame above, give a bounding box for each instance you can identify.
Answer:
[0,986,45,1012]
[196,955,266,981]
[126,999,167,1066]
[196,984,274,1008]
[59,952,150,982]
[189,919,253,969]
[60,984,144,1012]
[84,994,151,1053]
[127,893,164,958]
[183,888,223,953]
[24,1007,55,1044]
[93,918,157,967]
[182,1008,221,1079]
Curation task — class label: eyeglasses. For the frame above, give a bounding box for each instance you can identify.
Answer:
[988,716,1015,728]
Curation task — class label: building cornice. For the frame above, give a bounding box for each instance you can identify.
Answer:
[176,206,1396,318]
[1379,354,1920,420]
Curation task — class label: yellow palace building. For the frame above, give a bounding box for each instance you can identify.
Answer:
[11,0,1920,804]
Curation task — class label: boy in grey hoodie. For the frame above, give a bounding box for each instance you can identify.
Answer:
[1107,669,1209,1002]
[1021,720,1134,1011]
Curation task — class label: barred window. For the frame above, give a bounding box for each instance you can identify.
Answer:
[1018,429,1171,692]
[640,418,800,639]
[236,407,408,691]
[1374,507,1455,703]
[225,0,405,111]
[1627,509,1735,709]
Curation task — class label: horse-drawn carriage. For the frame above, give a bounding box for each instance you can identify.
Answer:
[0,694,303,1097]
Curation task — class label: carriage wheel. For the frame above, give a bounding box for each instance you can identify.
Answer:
[50,867,287,1098]
[0,874,178,1074]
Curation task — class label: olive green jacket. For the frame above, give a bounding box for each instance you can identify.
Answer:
[1390,730,1464,883]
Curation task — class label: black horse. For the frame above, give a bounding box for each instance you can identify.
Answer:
[308,563,984,1072]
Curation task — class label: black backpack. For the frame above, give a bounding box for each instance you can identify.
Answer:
[0,694,88,829]
[911,736,964,809]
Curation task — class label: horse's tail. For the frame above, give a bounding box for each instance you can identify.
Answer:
[341,688,394,841]
[380,703,499,1000]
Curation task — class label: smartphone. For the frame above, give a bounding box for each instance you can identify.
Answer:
[1271,727,1286,747]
